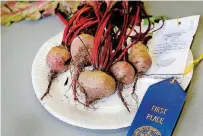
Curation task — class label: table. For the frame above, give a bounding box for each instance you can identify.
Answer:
[2,1,203,136]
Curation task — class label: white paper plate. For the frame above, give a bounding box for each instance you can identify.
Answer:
[32,32,193,130]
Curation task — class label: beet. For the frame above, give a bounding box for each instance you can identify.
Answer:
[46,46,71,73]
[78,70,116,103]
[110,61,136,85]
[41,45,70,100]
[70,34,94,67]
[128,42,152,73]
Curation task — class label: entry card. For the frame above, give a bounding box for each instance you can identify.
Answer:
[146,15,200,80]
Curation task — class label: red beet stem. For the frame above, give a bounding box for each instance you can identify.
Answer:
[100,35,111,70]
[92,12,112,67]
[69,20,98,45]
[62,6,94,45]
[88,1,101,21]
[56,12,68,25]
[126,6,141,38]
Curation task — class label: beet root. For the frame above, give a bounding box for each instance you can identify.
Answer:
[41,45,70,101]
[46,45,71,73]
[117,82,130,112]
[78,70,116,103]
[110,61,136,85]
[40,71,58,100]
[128,42,152,73]
[110,61,138,112]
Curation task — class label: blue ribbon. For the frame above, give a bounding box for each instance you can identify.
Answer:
[127,78,186,136]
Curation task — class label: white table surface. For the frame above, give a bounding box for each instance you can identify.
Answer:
[1,2,203,136]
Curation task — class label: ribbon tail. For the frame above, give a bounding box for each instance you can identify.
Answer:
[184,53,203,75]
